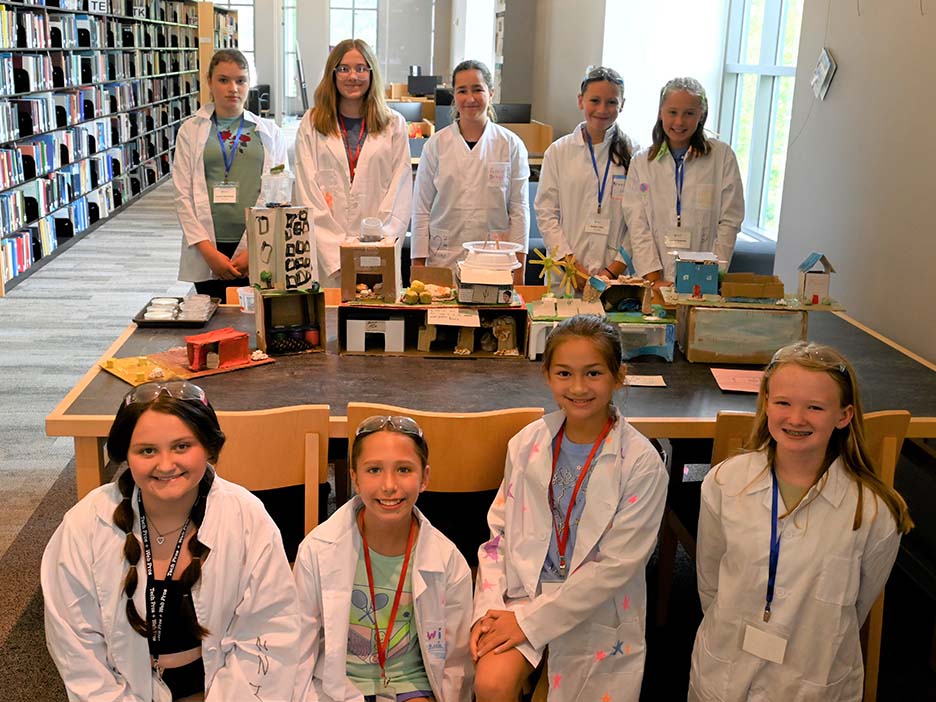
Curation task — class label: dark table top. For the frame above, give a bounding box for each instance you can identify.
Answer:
[58,307,936,437]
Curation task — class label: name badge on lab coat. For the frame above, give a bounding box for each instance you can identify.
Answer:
[742,621,787,664]
[663,227,691,249]
[611,174,627,201]
[584,216,611,237]
[212,182,238,204]
[488,162,510,187]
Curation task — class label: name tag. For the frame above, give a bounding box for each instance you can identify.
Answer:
[212,182,238,204]
[742,623,787,664]
[663,227,691,249]
[584,216,611,237]
[488,162,509,186]
[611,174,627,201]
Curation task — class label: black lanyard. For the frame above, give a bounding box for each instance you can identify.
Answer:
[138,492,191,659]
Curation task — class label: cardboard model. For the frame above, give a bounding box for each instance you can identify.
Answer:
[340,236,403,302]
[246,207,318,291]
[674,251,719,295]
[797,252,835,303]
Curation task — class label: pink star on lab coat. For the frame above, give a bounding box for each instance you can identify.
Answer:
[552,674,562,689]
[481,579,494,591]
[628,495,638,504]
[595,650,606,661]
[482,534,501,561]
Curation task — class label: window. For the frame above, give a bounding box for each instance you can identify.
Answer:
[284,0,297,99]
[718,0,804,241]
[330,0,378,51]
[213,0,257,86]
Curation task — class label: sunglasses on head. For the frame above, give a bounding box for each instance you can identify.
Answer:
[767,343,849,377]
[354,415,424,439]
[123,380,208,407]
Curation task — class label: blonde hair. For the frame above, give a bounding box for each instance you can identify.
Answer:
[732,342,912,533]
[310,39,391,137]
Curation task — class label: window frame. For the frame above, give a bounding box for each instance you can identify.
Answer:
[329,0,379,53]
[718,0,801,242]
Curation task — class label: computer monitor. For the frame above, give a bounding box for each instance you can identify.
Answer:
[493,103,532,124]
[407,75,442,97]
[387,101,423,123]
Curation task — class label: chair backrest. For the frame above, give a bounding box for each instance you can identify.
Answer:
[862,410,910,487]
[345,402,544,492]
[215,405,330,536]
[224,287,239,305]
[711,411,756,466]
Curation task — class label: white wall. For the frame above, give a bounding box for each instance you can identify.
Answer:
[449,0,495,71]
[531,0,606,136]
[379,0,435,84]
[775,0,936,362]
[601,1,729,147]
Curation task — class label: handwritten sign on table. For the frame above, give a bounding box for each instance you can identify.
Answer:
[710,368,764,393]
[623,375,667,387]
[426,307,481,327]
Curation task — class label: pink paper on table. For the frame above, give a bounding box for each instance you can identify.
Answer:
[710,368,764,393]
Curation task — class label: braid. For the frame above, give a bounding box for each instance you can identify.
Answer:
[609,125,632,172]
[178,468,215,639]
[113,470,149,637]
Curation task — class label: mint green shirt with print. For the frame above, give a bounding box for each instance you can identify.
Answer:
[346,546,431,695]
[203,114,264,243]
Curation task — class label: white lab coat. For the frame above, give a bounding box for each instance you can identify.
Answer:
[690,452,901,702]
[293,498,474,702]
[172,103,289,283]
[41,472,299,702]
[474,410,667,702]
[534,123,637,282]
[410,121,529,272]
[622,139,744,281]
[294,110,413,284]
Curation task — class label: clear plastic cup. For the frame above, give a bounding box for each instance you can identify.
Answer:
[236,287,255,314]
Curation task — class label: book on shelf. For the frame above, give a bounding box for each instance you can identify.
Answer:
[0,146,23,188]
[48,12,78,49]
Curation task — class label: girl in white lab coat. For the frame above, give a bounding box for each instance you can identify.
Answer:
[173,49,288,299]
[622,76,744,286]
[535,67,638,291]
[293,415,473,702]
[411,60,529,283]
[41,381,299,702]
[691,342,913,701]
[295,39,413,288]
[472,315,667,702]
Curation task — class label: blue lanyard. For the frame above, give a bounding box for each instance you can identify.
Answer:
[674,153,685,227]
[584,127,612,214]
[764,467,781,622]
[213,113,246,181]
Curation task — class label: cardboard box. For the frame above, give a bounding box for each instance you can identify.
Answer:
[340,237,403,303]
[456,263,514,304]
[721,273,785,300]
[501,120,553,155]
[615,322,675,362]
[246,207,318,291]
[677,305,807,364]
[254,290,326,355]
[346,318,405,353]
[409,265,454,288]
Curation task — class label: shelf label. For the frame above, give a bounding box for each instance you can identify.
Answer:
[88,0,108,14]
[133,0,146,18]
[426,307,481,327]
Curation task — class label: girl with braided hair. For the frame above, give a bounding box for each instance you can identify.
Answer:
[41,381,299,701]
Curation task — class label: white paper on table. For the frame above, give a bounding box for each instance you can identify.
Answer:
[623,375,666,387]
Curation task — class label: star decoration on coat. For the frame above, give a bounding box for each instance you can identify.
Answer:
[482,535,501,561]
[552,674,562,689]
[628,495,638,504]
[602,694,611,702]
[481,579,494,591]
[622,594,630,611]
[530,443,540,457]
[595,650,606,661]
[611,641,624,656]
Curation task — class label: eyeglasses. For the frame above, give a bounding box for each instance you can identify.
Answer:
[354,415,424,439]
[767,342,849,376]
[334,64,372,76]
[584,67,624,85]
[124,380,208,407]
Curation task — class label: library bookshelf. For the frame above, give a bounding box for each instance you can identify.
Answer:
[196,0,235,105]
[0,0,234,297]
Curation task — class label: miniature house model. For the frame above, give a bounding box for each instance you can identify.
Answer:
[674,251,720,295]
[340,236,403,302]
[797,252,835,303]
[246,206,318,292]
[185,327,250,371]
[455,241,522,304]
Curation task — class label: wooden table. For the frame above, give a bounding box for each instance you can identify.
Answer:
[47,305,936,499]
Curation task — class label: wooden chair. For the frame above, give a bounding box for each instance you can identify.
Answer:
[345,402,544,565]
[214,405,330,539]
[656,411,755,626]
[860,409,910,702]
[224,287,240,305]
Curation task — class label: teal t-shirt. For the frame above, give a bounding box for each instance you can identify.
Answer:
[203,113,264,243]
[346,544,430,695]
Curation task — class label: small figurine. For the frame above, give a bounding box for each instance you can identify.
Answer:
[454,327,475,356]
[492,316,519,356]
